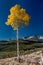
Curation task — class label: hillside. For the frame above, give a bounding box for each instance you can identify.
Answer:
[0,39,43,59]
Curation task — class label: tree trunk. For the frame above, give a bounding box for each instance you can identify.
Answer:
[17,28,19,61]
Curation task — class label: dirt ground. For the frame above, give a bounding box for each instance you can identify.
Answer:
[0,50,43,65]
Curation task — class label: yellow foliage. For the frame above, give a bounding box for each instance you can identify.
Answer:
[5,4,30,30]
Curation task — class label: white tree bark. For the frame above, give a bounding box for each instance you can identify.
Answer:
[17,28,19,61]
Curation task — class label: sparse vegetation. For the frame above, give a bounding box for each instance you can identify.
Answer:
[0,40,43,59]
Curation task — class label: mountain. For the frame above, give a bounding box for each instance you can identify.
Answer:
[38,36,43,39]
[23,36,43,43]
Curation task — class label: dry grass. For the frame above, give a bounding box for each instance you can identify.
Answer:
[0,50,42,65]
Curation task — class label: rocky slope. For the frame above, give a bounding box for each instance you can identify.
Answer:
[0,50,43,65]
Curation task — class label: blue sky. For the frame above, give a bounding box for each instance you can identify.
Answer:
[0,0,43,40]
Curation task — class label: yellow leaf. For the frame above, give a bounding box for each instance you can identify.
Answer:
[5,4,30,30]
